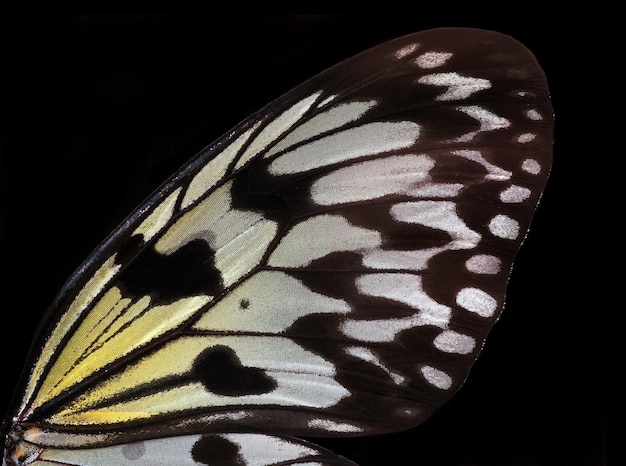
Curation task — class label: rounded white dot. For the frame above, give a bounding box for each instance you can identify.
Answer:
[489,214,520,239]
[433,330,476,354]
[525,109,543,120]
[465,254,501,274]
[421,365,452,390]
[522,158,541,174]
[456,287,498,317]
[500,185,531,203]
[415,51,452,68]
[395,43,419,59]
[517,132,537,143]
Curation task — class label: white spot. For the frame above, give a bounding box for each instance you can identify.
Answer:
[235,92,322,170]
[363,247,441,271]
[264,100,378,160]
[223,433,320,464]
[418,72,491,101]
[421,366,452,390]
[525,109,543,120]
[517,132,536,143]
[500,185,531,203]
[433,330,476,354]
[317,94,337,107]
[454,105,510,142]
[341,274,451,342]
[522,158,542,174]
[195,411,252,424]
[452,150,512,181]
[395,42,419,58]
[311,154,463,206]
[308,418,363,433]
[415,51,452,68]
[358,274,449,318]
[456,287,498,317]
[391,201,481,248]
[346,346,405,384]
[269,121,420,175]
[465,254,501,274]
[267,214,381,268]
[488,214,520,240]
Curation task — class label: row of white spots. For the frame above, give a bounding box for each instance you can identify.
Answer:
[334,41,547,394]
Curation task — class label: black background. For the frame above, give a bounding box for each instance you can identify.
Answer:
[1,15,604,466]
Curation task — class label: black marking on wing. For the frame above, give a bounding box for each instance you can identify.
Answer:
[117,239,223,303]
[192,345,277,396]
[192,435,243,466]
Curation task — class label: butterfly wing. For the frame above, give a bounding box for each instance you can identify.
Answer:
[2,27,552,466]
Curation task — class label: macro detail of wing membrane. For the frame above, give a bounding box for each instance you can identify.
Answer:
[2,27,552,466]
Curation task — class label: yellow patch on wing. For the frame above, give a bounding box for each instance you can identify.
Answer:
[48,336,349,426]
[22,255,121,413]
[32,291,211,410]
